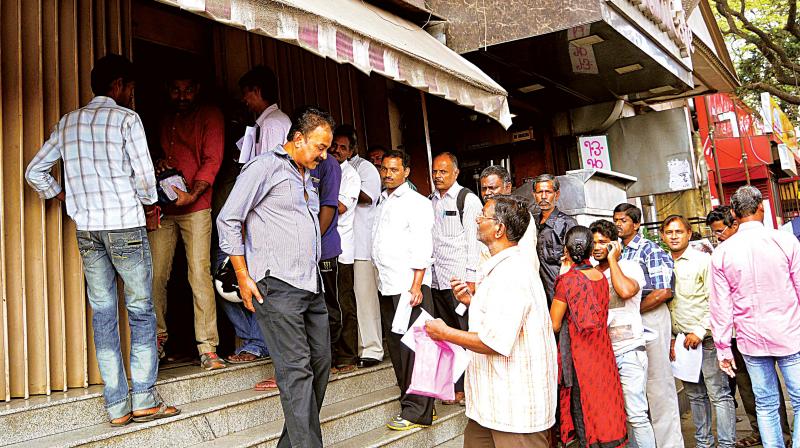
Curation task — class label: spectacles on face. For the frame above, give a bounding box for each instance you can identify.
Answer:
[476,214,499,222]
[712,225,729,236]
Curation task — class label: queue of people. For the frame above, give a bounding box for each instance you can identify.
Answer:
[22,54,800,448]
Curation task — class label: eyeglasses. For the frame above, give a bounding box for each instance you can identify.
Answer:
[712,225,729,236]
[476,214,499,222]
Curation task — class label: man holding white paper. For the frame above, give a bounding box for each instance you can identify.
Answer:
[426,196,557,448]
[372,150,436,431]
[662,215,736,448]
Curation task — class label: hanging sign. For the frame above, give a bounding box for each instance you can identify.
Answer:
[579,135,611,169]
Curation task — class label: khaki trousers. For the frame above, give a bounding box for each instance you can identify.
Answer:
[464,419,550,448]
[353,260,383,360]
[149,209,218,355]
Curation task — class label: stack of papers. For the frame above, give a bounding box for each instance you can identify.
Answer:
[671,333,703,382]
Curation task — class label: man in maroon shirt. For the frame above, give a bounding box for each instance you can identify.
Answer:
[150,70,225,370]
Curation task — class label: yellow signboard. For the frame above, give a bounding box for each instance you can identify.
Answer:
[761,92,799,154]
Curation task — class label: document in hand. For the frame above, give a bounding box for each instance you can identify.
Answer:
[671,333,703,383]
[390,291,414,335]
[236,126,258,164]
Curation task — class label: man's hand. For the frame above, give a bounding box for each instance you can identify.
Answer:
[684,333,702,350]
[409,284,423,307]
[607,241,622,261]
[54,191,66,202]
[670,338,676,362]
[172,185,197,207]
[237,272,263,313]
[425,318,449,341]
[155,159,172,175]
[450,277,473,306]
[719,358,737,378]
[144,205,161,231]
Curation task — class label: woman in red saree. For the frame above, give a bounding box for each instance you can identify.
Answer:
[550,226,627,448]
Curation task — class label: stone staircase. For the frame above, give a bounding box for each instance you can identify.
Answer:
[0,360,466,447]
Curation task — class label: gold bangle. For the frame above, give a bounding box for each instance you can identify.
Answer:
[234,268,248,274]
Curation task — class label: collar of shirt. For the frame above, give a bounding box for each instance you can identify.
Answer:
[737,221,763,233]
[540,207,564,229]
[623,233,644,253]
[256,104,280,125]
[432,182,462,200]
[480,245,519,278]
[91,96,118,107]
[381,181,411,201]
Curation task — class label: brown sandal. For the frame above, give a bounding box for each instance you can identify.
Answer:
[255,377,278,391]
[110,413,133,427]
[226,352,263,364]
[736,434,762,448]
[132,402,181,423]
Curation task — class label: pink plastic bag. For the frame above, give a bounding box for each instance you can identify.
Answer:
[406,326,455,401]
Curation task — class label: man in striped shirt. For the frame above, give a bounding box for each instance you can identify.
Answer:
[430,152,483,406]
[426,195,557,447]
[217,106,335,448]
[25,54,179,425]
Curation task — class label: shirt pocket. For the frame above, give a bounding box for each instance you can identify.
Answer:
[438,210,462,238]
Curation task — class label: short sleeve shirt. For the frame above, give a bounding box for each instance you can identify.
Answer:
[310,156,342,260]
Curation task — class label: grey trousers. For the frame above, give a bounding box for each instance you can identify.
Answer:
[254,276,332,448]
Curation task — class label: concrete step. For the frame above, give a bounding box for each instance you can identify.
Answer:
[327,403,467,448]
[190,385,402,448]
[0,359,274,446]
[435,434,464,447]
[5,362,395,448]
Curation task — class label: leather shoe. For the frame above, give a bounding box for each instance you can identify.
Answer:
[357,357,381,368]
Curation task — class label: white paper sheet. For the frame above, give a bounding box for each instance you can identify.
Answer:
[399,310,471,382]
[455,303,467,316]
[390,291,414,335]
[399,309,434,349]
[671,333,703,382]
[236,126,258,164]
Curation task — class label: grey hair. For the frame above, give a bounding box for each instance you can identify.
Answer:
[479,165,511,184]
[533,173,559,192]
[491,195,532,243]
[731,185,762,218]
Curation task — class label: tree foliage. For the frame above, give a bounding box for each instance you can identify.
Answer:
[714,0,800,120]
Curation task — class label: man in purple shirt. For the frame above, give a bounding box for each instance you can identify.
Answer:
[311,153,343,370]
[711,185,800,448]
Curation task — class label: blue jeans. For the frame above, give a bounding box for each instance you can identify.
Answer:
[214,250,268,357]
[77,228,159,419]
[218,299,269,357]
[683,338,737,448]
[743,351,800,448]
[616,349,656,448]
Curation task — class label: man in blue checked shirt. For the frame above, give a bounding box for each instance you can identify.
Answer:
[25,54,179,426]
[614,203,684,448]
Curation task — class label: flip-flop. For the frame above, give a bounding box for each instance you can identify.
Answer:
[110,413,133,427]
[254,378,279,391]
[132,402,181,423]
[226,352,264,364]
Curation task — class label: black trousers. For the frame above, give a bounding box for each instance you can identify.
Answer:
[379,286,436,425]
[254,276,331,448]
[333,262,358,366]
[319,258,341,346]
[432,288,467,393]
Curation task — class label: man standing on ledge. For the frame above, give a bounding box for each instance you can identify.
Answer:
[533,174,576,304]
[25,54,179,425]
[217,106,335,448]
[372,150,436,430]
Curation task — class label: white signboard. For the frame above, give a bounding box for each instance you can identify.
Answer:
[778,143,797,176]
[579,135,611,170]
[667,158,693,191]
[569,43,599,74]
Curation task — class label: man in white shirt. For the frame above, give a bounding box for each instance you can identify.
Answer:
[329,125,363,372]
[372,150,436,431]
[349,144,384,367]
[430,152,482,405]
[239,65,291,157]
[590,219,656,448]
[426,195,557,448]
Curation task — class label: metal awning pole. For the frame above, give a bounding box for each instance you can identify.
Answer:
[421,91,434,192]
[703,97,725,203]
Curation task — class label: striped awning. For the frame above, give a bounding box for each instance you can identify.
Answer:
[155,0,512,128]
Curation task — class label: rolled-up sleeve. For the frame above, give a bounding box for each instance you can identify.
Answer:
[710,252,734,360]
[124,114,157,205]
[408,197,434,270]
[217,158,272,256]
[193,108,224,186]
[26,123,64,199]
